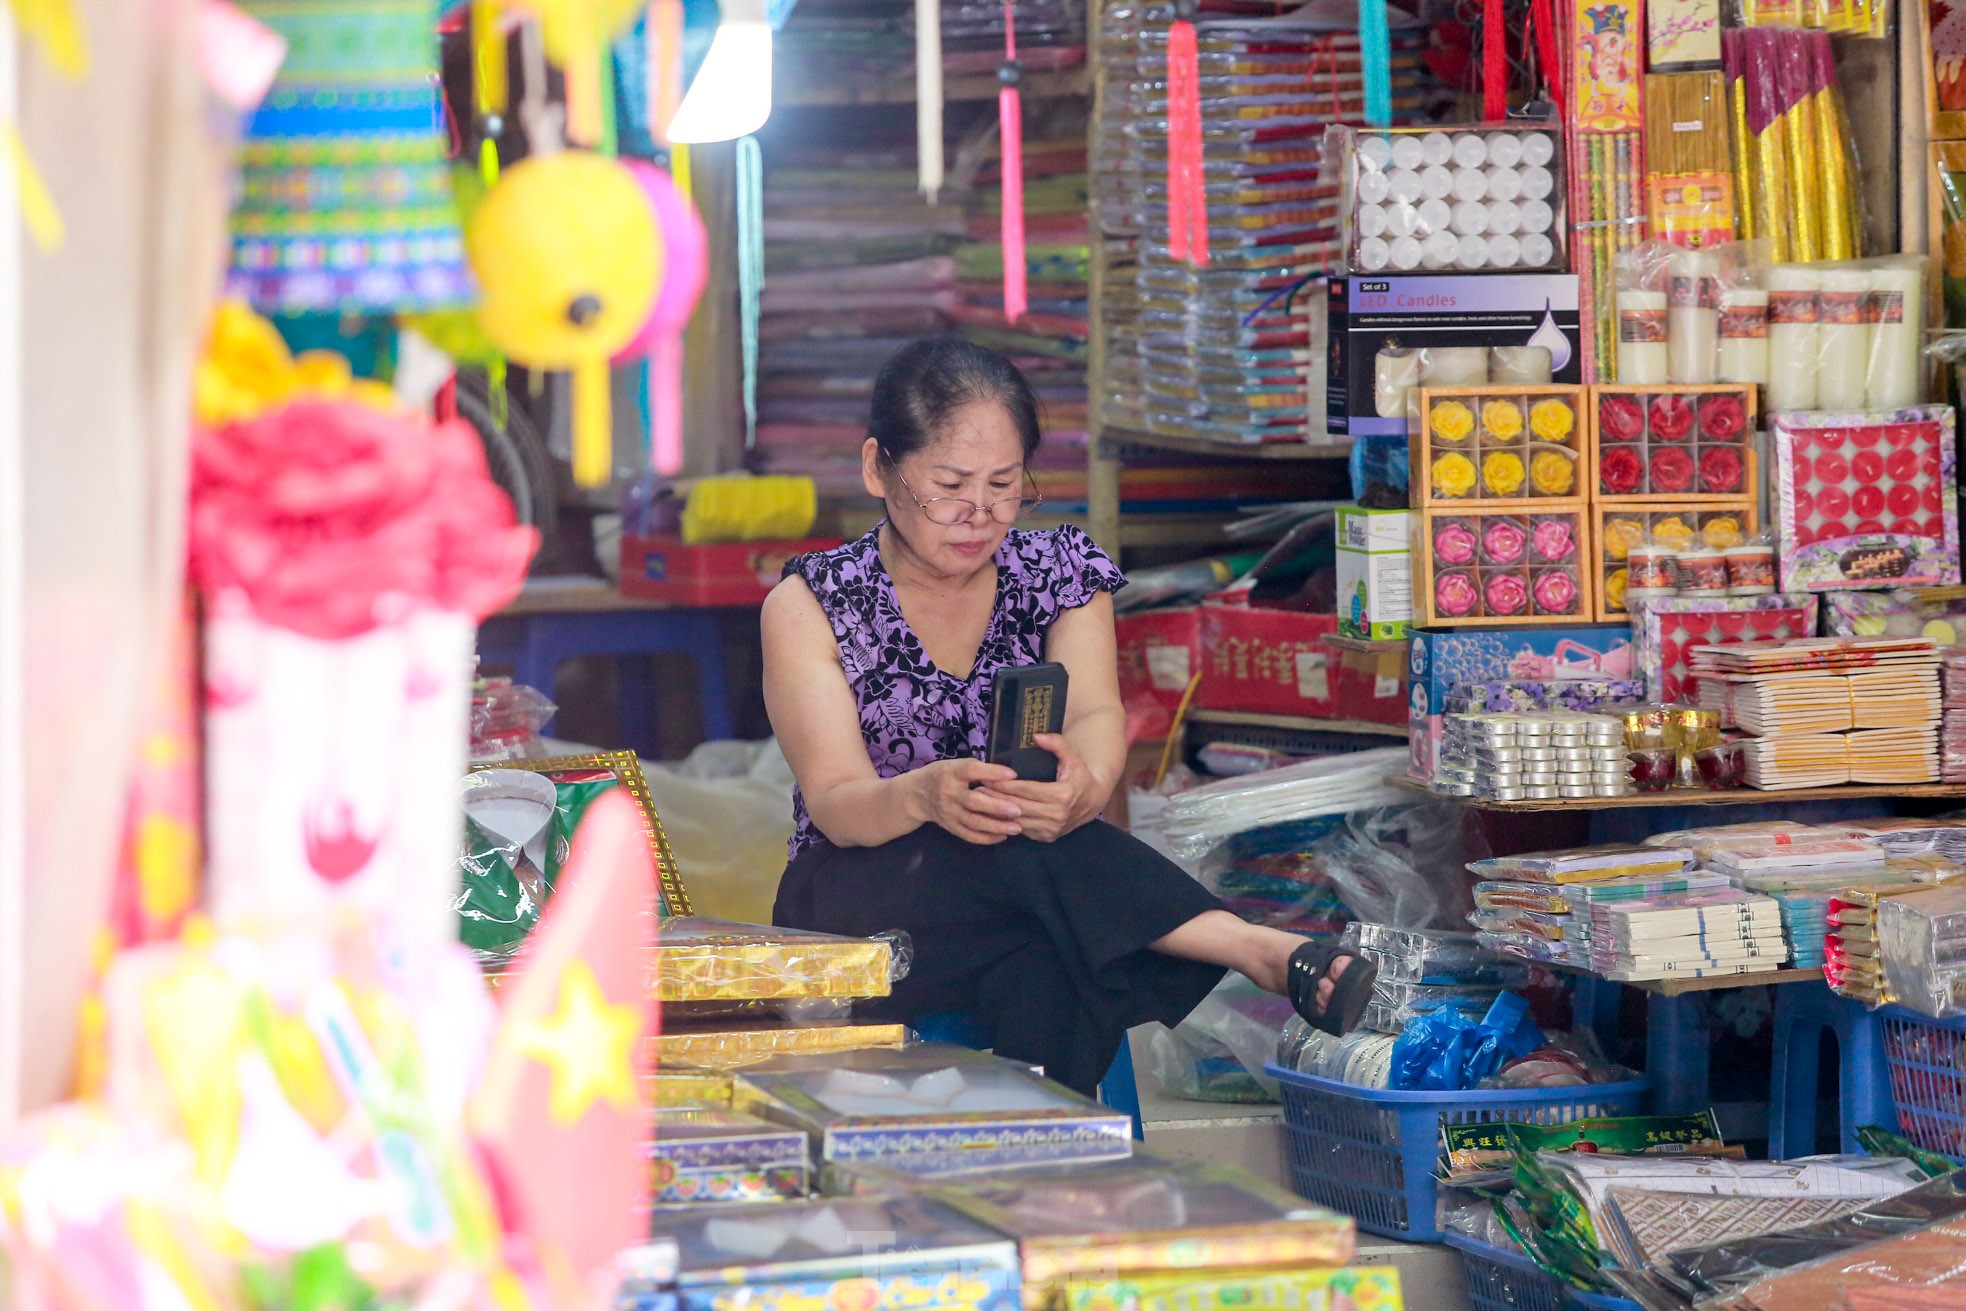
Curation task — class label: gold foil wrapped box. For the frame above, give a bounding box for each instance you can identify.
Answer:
[656,917,895,1005]
[655,1020,909,1071]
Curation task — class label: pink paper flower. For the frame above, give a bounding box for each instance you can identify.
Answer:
[1482,520,1527,564]
[1531,518,1576,562]
[1534,569,1579,613]
[190,400,539,639]
[1485,573,1529,616]
[1434,521,1477,565]
[1435,571,1478,617]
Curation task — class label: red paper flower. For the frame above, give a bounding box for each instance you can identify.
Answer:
[1699,394,1747,441]
[1649,445,1695,493]
[1599,395,1645,442]
[1649,394,1695,441]
[1599,446,1645,495]
[190,400,539,640]
[1699,446,1746,493]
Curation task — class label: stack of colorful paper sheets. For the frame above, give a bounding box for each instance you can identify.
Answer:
[1945,647,1966,782]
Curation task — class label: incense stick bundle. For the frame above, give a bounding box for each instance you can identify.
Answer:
[1645,72,1735,246]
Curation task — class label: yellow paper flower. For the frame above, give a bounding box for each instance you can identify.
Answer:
[1652,516,1695,548]
[1701,517,1745,549]
[194,300,399,427]
[1481,451,1525,497]
[1530,450,1576,496]
[1432,452,1478,498]
[1430,399,1475,444]
[1482,399,1525,440]
[1530,398,1576,443]
[1606,567,1629,611]
[1605,518,1646,560]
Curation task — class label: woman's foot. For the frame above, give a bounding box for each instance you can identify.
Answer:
[1284,940,1377,1036]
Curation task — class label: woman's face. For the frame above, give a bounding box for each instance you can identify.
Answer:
[864,400,1028,576]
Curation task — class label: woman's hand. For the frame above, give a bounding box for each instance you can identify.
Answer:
[911,758,1025,845]
[979,733,1104,843]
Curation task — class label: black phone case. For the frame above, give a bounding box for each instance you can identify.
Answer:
[986,663,1069,782]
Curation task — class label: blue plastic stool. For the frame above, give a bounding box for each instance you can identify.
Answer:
[914,1011,1145,1140]
[1769,978,1893,1157]
[477,606,735,757]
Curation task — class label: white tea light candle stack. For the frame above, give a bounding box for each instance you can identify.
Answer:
[1343,125,1566,274]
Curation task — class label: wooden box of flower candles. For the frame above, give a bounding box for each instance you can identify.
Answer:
[1593,504,1760,620]
[1412,385,1588,507]
[1415,507,1594,625]
[1587,385,1758,502]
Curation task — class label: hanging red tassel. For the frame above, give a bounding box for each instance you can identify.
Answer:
[1482,0,1507,119]
[1166,15,1207,265]
[1000,0,1027,324]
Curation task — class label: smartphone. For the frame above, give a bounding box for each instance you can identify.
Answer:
[986,662,1069,782]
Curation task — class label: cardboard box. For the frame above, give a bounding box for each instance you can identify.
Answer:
[1328,636,1411,728]
[649,1108,810,1206]
[1411,385,1589,507]
[1116,607,1202,713]
[1337,507,1413,639]
[1196,605,1340,718]
[1407,624,1637,779]
[1327,274,1584,438]
[1415,506,1596,627]
[619,535,842,606]
[1592,503,1758,620]
[1586,384,1758,503]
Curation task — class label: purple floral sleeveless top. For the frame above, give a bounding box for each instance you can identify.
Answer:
[782,524,1126,858]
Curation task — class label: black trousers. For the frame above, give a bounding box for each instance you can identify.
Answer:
[773,820,1229,1096]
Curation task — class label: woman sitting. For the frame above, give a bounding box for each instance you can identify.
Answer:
[762,336,1374,1096]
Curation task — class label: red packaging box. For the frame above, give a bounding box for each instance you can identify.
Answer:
[619,535,843,607]
[1116,608,1201,714]
[1196,603,1341,719]
[1327,636,1410,728]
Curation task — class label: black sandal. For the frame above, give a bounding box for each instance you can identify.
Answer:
[1287,941,1377,1036]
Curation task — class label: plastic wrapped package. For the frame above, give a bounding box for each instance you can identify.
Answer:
[1879,885,1966,1017]
[732,1044,1133,1176]
[1274,1020,1400,1088]
[456,767,560,960]
[649,1107,811,1207]
[1144,974,1299,1102]
[922,1153,1356,1285]
[470,675,556,762]
[1341,924,1532,987]
[1362,980,1504,1034]
[649,1066,736,1109]
[1329,122,1568,275]
[655,918,908,1017]
[654,1020,910,1071]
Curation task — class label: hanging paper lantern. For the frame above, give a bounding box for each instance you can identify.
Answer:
[228,0,476,315]
[614,161,708,477]
[467,151,663,487]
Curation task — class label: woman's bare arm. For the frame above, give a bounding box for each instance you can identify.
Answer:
[762,575,1019,848]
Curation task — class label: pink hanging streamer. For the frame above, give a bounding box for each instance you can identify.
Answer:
[1166,19,1208,265]
[1000,0,1027,324]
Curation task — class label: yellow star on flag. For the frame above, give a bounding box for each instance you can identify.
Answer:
[511,961,639,1124]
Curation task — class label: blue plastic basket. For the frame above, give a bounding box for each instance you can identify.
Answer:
[1445,1235,1641,1311]
[1879,1005,1966,1161]
[1266,1062,1649,1241]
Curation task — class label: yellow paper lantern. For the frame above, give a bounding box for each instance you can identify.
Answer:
[467,151,663,487]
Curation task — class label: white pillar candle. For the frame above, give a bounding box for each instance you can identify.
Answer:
[1427,345,1490,386]
[1717,288,1769,386]
[1374,348,1423,417]
[1490,345,1554,385]
[1867,261,1926,408]
[1766,263,1821,412]
[1816,265,1872,410]
[1666,248,1720,385]
[1617,289,1670,385]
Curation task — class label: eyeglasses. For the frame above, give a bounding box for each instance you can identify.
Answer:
[881,449,1044,526]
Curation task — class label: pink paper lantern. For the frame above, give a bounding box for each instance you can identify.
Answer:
[615,161,708,477]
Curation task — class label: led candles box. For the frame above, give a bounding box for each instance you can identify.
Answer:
[1337,507,1413,639]
[1327,274,1584,438]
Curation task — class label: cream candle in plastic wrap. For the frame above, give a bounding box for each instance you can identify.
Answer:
[1428,346,1489,387]
[1374,348,1423,417]
[1617,290,1669,384]
[1868,262,1925,408]
[1815,266,1873,410]
[1766,264,1821,411]
[1489,345,1553,385]
[1717,288,1769,385]
[1666,248,1720,384]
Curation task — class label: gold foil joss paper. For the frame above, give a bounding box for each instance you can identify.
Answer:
[656,917,895,1004]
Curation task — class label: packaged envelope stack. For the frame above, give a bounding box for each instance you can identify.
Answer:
[1946,648,1966,782]
[1467,845,1700,969]
[1092,3,1434,444]
[654,919,908,1069]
